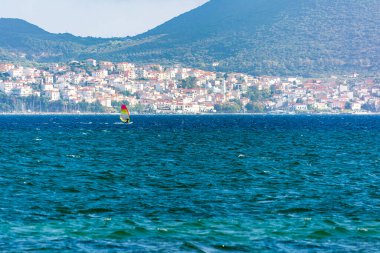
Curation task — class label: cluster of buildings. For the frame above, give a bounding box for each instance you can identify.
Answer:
[0,60,379,113]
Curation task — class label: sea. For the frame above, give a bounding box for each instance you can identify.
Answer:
[0,115,379,252]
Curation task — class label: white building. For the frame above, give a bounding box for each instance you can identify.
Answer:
[12,86,33,97]
[0,82,14,94]
[351,103,362,111]
[92,70,108,78]
[44,89,60,101]
[294,104,308,111]
[61,86,77,100]
[8,68,24,78]
[117,62,135,72]
[313,102,328,110]
[44,75,54,84]
[339,85,348,93]
[42,83,54,91]
[99,97,112,107]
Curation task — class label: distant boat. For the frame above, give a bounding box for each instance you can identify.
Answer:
[120,104,132,124]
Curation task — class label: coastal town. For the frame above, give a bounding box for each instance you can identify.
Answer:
[0,60,379,114]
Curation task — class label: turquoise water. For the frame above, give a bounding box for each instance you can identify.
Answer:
[0,115,379,252]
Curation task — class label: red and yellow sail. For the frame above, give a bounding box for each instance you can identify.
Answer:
[120,104,130,123]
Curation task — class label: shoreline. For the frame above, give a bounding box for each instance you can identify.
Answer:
[1,112,379,116]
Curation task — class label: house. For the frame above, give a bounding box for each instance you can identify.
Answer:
[293,104,308,111]
[99,61,114,71]
[0,63,15,72]
[313,102,328,111]
[351,103,362,111]
[330,100,345,110]
[92,70,108,78]
[0,82,14,94]
[44,89,60,101]
[12,86,33,97]
[8,68,24,78]
[85,59,97,67]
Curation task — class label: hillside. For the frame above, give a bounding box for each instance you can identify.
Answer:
[116,0,380,76]
[0,18,118,61]
[1,0,379,76]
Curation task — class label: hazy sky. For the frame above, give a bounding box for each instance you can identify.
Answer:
[0,0,209,37]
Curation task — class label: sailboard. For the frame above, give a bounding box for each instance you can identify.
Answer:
[120,104,132,124]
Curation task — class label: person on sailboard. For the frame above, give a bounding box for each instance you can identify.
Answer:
[120,104,132,124]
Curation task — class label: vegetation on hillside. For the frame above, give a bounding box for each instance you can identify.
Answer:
[0,0,379,76]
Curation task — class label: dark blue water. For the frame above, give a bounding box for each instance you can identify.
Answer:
[0,115,379,252]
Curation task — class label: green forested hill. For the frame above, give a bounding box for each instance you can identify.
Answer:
[120,0,380,76]
[1,0,379,76]
[0,18,121,61]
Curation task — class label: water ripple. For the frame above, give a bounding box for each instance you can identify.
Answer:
[0,115,379,252]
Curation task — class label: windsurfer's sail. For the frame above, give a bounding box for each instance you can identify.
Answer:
[120,104,130,123]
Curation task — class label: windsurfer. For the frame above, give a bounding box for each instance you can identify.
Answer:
[120,104,131,124]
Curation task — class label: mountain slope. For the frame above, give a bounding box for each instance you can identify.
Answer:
[111,0,380,76]
[0,18,116,61]
[1,0,380,76]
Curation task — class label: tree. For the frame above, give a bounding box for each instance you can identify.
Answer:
[245,102,265,113]
[120,90,132,96]
[270,85,277,95]
[131,104,146,113]
[180,77,197,89]
[229,98,242,107]
[247,86,270,101]
[214,102,241,113]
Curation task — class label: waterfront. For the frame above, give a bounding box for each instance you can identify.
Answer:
[0,115,379,252]
[1,62,380,115]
